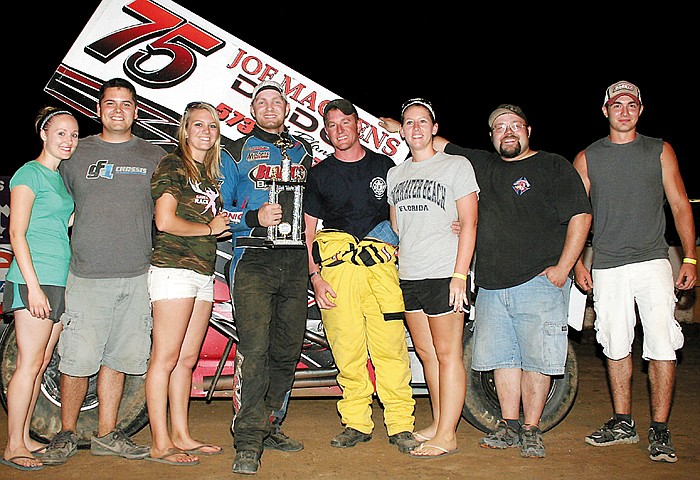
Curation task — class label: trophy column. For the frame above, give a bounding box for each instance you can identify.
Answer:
[265,136,306,247]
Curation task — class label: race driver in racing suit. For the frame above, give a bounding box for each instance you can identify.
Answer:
[220,80,313,475]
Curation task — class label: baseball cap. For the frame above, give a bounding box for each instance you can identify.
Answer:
[251,80,287,102]
[323,99,358,117]
[400,98,435,122]
[488,104,528,128]
[603,80,642,106]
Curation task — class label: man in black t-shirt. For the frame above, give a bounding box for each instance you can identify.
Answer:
[304,99,419,455]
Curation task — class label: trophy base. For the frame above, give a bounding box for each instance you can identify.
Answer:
[235,236,305,249]
[264,239,306,248]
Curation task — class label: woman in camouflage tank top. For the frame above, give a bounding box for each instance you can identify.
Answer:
[145,102,230,465]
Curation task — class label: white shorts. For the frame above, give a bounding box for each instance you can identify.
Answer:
[592,258,684,361]
[148,266,214,303]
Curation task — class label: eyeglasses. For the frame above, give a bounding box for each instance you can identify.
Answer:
[491,122,527,134]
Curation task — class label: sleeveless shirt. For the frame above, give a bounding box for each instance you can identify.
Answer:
[585,134,668,269]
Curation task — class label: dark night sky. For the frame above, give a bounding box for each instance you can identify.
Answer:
[9,3,696,198]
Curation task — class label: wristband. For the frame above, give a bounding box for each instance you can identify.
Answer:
[207,224,212,236]
[452,272,467,281]
[683,257,697,265]
[309,271,320,279]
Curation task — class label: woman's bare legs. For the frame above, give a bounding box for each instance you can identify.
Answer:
[409,311,465,456]
[4,311,62,468]
[405,311,438,441]
[146,298,199,464]
[169,300,221,454]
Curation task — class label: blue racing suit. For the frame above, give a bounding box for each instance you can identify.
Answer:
[220,125,313,452]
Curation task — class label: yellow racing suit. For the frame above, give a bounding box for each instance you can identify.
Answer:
[313,229,414,435]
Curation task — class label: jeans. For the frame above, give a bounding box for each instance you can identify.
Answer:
[472,275,571,376]
[230,248,308,451]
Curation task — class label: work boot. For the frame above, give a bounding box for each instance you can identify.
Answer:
[388,431,421,453]
[263,430,304,452]
[232,450,261,475]
[330,427,372,448]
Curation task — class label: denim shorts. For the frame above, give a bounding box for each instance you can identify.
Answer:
[472,275,570,375]
[400,277,454,316]
[58,272,152,376]
[147,266,214,302]
[592,258,683,361]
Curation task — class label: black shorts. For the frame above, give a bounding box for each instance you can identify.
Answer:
[399,277,453,316]
[2,281,65,323]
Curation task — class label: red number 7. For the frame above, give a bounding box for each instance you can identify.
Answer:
[85,0,225,88]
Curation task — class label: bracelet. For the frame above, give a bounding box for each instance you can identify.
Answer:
[452,272,468,281]
[207,224,212,236]
[309,271,320,279]
[683,257,697,265]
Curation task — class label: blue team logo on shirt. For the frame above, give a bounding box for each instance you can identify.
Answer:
[512,176,530,195]
[86,160,115,179]
[86,160,148,180]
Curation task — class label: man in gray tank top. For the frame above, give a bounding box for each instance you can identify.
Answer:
[574,80,696,464]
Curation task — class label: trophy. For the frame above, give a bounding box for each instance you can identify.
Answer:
[265,135,305,247]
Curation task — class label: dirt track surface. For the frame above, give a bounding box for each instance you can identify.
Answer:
[2,321,699,480]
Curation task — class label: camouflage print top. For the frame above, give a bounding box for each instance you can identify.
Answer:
[150,151,222,276]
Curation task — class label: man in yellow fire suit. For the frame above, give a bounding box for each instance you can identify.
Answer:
[304,99,419,454]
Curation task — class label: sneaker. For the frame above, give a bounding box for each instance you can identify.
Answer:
[479,420,520,449]
[35,430,78,466]
[330,427,372,448]
[388,431,421,454]
[263,430,304,452]
[520,424,546,458]
[585,418,639,447]
[232,450,261,475]
[648,427,677,463]
[90,428,150,459]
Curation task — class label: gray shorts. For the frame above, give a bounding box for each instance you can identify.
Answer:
[2,281,66,322]
[58,272,152,376]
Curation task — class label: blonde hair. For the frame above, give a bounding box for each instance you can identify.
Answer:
[177,102,222,183]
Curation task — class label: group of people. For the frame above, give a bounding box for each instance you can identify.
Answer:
[380,99,592,461]
[1,77,696,474]
[1,78,230,471]
[376,81,695,464]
